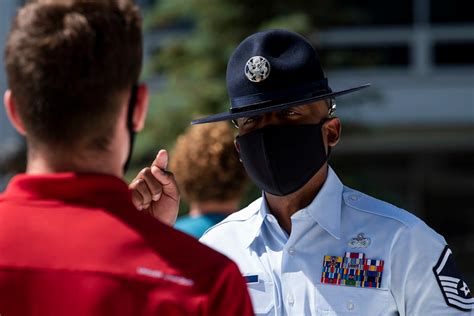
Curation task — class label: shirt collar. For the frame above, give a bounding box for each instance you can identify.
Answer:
[1,172,134,211]
[241,198,267,248]
[245,166,343,248]
[303,167,343,240]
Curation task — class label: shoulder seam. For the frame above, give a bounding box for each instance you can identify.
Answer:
[210,198,261,224]
[202,198,262,236]
[343,190,418,228]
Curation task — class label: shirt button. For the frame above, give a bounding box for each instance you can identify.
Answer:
[287,295,294,306]
[347,300,355,311]
[288,247,295,255]
[349,194,359,201]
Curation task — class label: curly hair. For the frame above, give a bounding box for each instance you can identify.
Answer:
[170,122,247,203]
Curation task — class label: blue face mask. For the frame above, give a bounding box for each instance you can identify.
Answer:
[236,122,329,196]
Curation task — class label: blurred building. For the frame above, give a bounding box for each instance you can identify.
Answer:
[319,0,474,284]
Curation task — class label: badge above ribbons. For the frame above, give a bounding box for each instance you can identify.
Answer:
[348,233,371,248]
[433,245,473,311]
[321,252,384,289]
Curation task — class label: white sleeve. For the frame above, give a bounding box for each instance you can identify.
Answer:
[390,221,473,315]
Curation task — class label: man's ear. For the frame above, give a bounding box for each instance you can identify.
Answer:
[234,138,243,162]
[4,90,26,136]
[132,84,149,132]
[234,138,240,153]
[324,117,341,147]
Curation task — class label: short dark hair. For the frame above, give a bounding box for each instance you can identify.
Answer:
[5,0,142,149]
[170,122,248,203]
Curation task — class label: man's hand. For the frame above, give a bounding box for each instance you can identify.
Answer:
[129,149,179,226]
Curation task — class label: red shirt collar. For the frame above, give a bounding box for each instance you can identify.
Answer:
[1,173,133,210]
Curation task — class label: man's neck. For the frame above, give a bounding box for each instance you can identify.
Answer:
[265,165,328,234]
[26,146,122,177]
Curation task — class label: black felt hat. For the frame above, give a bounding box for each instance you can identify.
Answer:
[192,29,370,125]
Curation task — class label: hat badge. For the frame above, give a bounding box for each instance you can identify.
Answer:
[245,56,271,82]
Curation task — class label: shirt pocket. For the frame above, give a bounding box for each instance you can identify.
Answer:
[244,272,276,315]
[314,284,391,315]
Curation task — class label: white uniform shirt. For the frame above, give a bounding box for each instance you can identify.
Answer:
[200,167,473,315]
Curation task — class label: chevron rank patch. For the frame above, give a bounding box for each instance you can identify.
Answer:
[322,252,384,288]
[433,246,473,311]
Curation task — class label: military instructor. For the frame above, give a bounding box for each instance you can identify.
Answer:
[136,29,473,315]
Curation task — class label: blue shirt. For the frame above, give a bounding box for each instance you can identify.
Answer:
[175,213,227,238]
[200,167,473,315]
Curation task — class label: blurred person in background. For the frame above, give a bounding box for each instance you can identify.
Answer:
[170,122,247,238]
[0,0,253,315]
[135,29,473,315]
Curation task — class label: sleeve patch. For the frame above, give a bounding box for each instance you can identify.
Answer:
[433,245,473,311]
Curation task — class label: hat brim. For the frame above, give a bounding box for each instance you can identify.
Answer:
[191,83,370,125]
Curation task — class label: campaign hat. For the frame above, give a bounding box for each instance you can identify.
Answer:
[192,29,369,125]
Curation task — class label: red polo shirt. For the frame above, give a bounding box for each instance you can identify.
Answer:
[0,173,253,316]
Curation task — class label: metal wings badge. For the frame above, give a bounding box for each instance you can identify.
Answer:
[348,233,371,248]
[245,56,271,82]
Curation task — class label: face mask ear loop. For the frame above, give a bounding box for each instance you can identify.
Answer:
[319,117,332,159]
[123,84,139,173]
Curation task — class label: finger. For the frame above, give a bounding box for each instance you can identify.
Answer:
[151,166,179,201]
[141,167,163,201]
[152,149,168,171]
[130,181,145,210]
[133,177,153,207]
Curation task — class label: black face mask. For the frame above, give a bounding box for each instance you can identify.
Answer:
[236,122,329,196]
[123,84,138,173]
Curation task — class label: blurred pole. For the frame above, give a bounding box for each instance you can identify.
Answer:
[412,0,431,76]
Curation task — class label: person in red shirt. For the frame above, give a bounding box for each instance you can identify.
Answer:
[0,1,253,315]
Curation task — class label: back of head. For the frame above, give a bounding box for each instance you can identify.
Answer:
[170,122,247,204]
[5,0,142,150]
